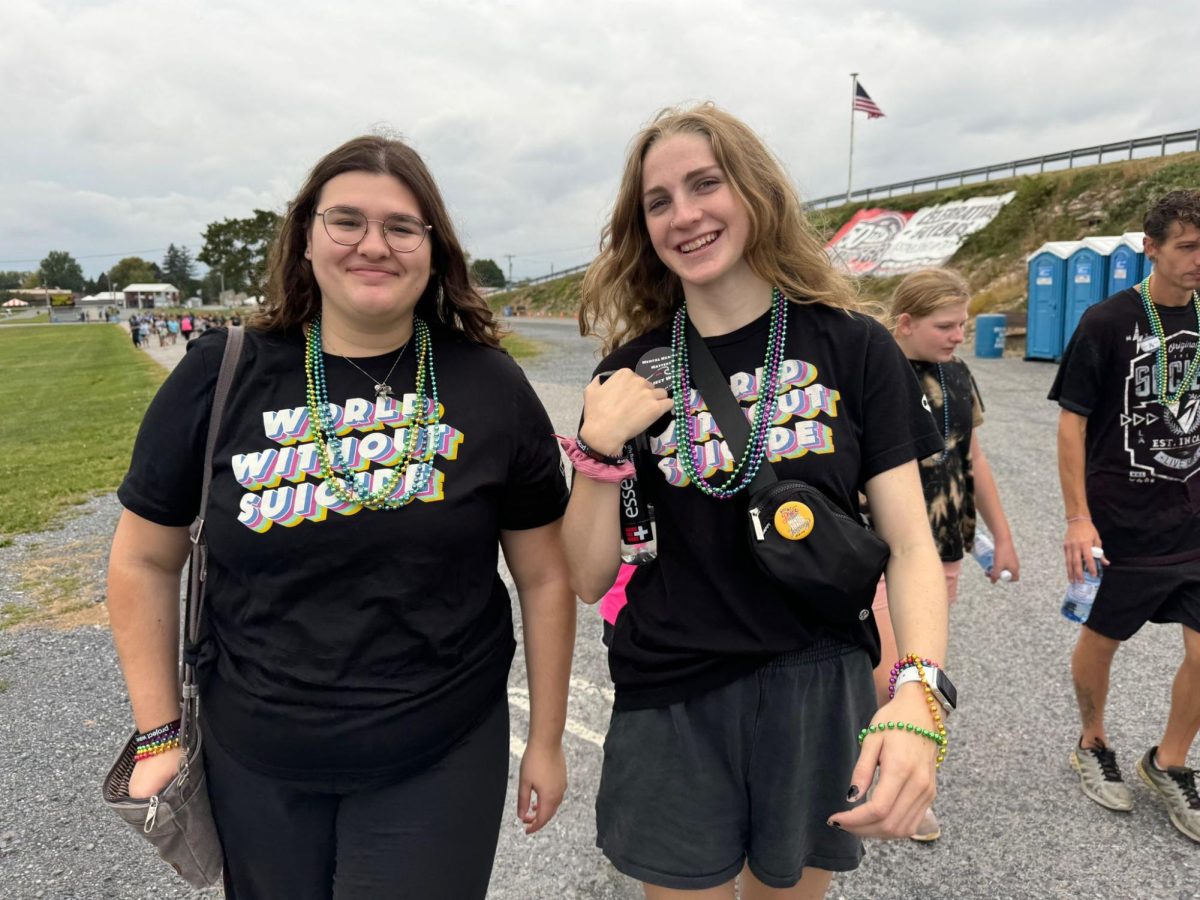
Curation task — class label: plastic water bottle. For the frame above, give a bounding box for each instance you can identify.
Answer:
[1061,547,1105,624]
[971,530,1013,582]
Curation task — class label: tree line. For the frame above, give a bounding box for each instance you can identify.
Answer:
[6,210,510,301]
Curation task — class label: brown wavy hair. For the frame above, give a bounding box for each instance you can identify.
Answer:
[253,135,500,347]
[579,103,861,354]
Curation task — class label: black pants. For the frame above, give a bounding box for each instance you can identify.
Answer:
[203,697,510,900]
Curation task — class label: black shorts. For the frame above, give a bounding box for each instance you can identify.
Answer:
[595,641,875,891]
[1087,558,1200,641]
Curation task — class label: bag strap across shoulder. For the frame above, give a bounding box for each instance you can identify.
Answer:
[684,318,777,496]
[180,326,244,749]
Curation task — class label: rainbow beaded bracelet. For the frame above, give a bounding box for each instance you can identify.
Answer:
[884,654,949,767]
[134,719,182,762]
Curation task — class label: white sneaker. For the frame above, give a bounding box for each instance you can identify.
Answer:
[1070,739,1133,812]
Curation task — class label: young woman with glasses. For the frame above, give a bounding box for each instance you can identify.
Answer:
[106,135,576,898]
[562,104,951,900]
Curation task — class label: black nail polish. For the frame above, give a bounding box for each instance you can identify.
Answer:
[846,785,860,801]
[827,819,842,830]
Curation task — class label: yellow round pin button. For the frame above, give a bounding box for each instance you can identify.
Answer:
[774,501,814,540]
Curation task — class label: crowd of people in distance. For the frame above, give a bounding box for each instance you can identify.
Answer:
[127,311,243,349]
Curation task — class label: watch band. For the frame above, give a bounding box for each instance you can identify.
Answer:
[893,664,956,713]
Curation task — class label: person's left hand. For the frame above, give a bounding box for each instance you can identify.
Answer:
[827,686,939,839]
[991,537,1021,583]
[517,738,567,835]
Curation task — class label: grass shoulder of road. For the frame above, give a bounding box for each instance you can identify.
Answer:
[0,312,50,326]
[499,330,545,361]
[0,324,165,537]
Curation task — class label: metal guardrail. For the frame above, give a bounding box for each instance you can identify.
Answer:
[806,128,1200,209]
[516,261,591,287]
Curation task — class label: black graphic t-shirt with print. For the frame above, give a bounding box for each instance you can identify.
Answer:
[592,302,943,711]
[910,358,985,562]
[1050,288,1200,564]
[119,326,568,780]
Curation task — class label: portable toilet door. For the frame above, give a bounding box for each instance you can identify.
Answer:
[1109,233,1144,296]
[1064,243,1110,350]
[1026,241,1077,360]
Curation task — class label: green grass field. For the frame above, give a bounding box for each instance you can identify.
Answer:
[0,325,165,536]
[0,313,50,326]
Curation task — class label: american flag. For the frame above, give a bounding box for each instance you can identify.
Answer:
[854,83,885,119]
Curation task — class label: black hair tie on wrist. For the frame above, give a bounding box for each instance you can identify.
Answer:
[575,433,628,466]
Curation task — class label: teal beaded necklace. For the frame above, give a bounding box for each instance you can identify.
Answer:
[1138,275,1200,410]
[669,288,787,499]
[304,315,440,510]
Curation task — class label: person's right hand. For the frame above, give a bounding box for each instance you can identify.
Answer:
[1063,519,1107,583]
[128,748,183,799]
[579,369,673,456]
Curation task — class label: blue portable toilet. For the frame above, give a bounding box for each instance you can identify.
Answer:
[1064,242,1111,350]
[1026,241,1078,360]
[1137,229,1155,282]
[1109,233,1145,296]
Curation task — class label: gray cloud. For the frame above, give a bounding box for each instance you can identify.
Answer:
[1,0,1197,280]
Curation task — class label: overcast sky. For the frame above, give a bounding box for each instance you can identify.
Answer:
[2,0,1197,283]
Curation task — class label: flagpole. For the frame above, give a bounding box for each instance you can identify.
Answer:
[846,72,858,203]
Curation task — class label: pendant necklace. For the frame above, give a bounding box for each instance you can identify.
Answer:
[1138,276,1200,416]
[304,315,440,510]
[670,287,787,499]
[340,340,409,403]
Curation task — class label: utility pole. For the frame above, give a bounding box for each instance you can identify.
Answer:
[846,72,858,204]
[504,254,514,286]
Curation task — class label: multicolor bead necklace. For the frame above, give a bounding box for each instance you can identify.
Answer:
[933,363,950,463]
[670,287,787,499]
[304,316,440,509]
[1138,275,1200,410]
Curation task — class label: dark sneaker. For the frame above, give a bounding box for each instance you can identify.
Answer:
[1137,747,1200,843]
[1070,739,1133,811]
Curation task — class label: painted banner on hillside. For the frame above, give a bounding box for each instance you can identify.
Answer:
[825,192,1015,277]
[824,208,913,276]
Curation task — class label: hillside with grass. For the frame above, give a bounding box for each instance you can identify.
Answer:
[491,152,1200,320]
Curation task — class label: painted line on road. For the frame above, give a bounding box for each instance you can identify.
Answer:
[507,687,608,754]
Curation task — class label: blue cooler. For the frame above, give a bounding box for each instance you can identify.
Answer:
[975,314,1006,358]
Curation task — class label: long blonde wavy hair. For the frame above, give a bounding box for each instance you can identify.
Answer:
[579,103,861,354]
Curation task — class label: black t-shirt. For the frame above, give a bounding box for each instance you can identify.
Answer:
[1049,288,1200,564]
[118,325,568,780]
[593,302,943,710]
[910,358,985,562]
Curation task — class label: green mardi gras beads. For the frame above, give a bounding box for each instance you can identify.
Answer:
[1138,276,1200,408]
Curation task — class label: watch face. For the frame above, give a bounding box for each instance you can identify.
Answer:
[934,668,958,710]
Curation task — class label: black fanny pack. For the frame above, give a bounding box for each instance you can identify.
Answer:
[686,320,889,627]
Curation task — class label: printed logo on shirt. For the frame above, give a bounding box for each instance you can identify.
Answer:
[648,358,840,488]
[231,393,464,531]
[1123,322,1200,483]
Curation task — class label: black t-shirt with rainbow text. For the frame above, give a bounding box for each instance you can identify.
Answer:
[119,325,568,781]
[592,301,942,711]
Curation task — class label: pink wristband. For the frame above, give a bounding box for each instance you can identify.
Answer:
[555,435,636,484]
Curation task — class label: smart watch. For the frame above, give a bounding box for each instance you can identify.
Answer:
[893,664,958,714]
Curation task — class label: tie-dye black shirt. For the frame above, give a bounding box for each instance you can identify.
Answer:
[909,359,985,562]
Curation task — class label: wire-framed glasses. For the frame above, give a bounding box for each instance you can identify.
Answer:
[315,206,432,253]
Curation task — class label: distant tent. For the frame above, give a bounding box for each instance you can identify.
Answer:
[2,298,30,308]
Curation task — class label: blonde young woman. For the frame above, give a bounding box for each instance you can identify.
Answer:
[561,104,952,900]
[873,268,1021,841]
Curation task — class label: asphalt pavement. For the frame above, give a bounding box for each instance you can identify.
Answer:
[0,317,1196,899]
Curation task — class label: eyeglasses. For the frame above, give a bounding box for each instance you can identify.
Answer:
[315,206,432,253]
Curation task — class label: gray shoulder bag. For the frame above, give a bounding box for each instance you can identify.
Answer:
[102,325,244,888]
